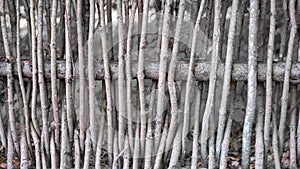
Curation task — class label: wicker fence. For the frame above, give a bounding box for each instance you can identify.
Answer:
[0,0,298,168]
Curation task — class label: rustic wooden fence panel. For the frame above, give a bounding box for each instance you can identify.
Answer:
[0,0,298,168]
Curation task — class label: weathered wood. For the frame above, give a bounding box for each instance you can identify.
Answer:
[1,60,300,82]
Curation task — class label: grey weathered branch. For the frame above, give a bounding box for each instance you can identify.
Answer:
[1,60,300,82]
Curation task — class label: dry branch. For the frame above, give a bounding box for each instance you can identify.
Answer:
[2,60,300,82]
[242,0,259,167]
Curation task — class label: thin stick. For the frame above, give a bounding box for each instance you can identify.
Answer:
[279,0,288,60]
[153,114,169,169]
[31,124,41,169]
[50,0,60,146]
[208,116,216,168]
[272,83,281,169]
[191,83,202,169]
[83,130,92,169]
[15,83,29,168]
[7,0,17,57]
[218,0,228,60]
[106,0,113,60]
[60,101,69,169]
[234,0,247,60]
[144,81,157,168]
[20,123,28,169]
[88,0,96,149]
[137,0,150,155]
[0,103,6,149]
[65,0,74,144]
[29,0,40,136]
[117,0,126,153]
[168,116,183,168]
[278,0,297,155]
[201,0,222,165]
[289,85,297,168]
[165,0,186,153]
[183,0,206,154]
[125,1,137,154]
[264,0,276,160]
[76,0,85,151]
[168,82,186,167]
[154,0,171,153]
[132,123,140,169]
[112,132,119,168]
[22,0,32,50]
[16,0,31,154]
[1,0,19,156]
[50,131,57,169]
[123,137,130,169]
[7,124,13,169]
[41,132,47,168]
[95,108,106,169]
[215,0,239,161]
[155,0,165,56]
[99,0,114,164]
[37,0,50,159]
[219,82,236,169]
[45,0,51,46]
[202,0,213,59]
[255,83,265,168]
[74,130,80,169]
[241,0,259,168]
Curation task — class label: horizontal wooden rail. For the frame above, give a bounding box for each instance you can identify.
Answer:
[0,60,300,82]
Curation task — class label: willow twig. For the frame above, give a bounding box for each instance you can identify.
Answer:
[242,0,259,168]
[65,0,74,145]
[60,101,69,169]
[272,83,281,169]
[215,0,239,161]
[137,0,150,155]
[16,0,31,155]
[29,0,40,136]
[37,0,50,159]
[279,0,297,155]
[117,0,126,153]
[255,83,265,168]
[279,0,288,60]
[50,0,60,146]
[76,0,86,151]
[31,124,41,169]
[153,114,169,169]
[95,108,106,169]
[74,130,80,169]
[183,0,206,154]
[1,0,19,157]
[154,0,171,153]
[125,1,137,153]
[264,0,276,160]
[219,82,236,169]
[132,123,140,169]
[99,0,114,164]
[201,0,221,166]
[144,81,157,168]
[165,0,186,153]
[112,132,119,168]
[83,130,92,169]
[191,83,202,169]
[50,131,57,169]
[88,0,96,150]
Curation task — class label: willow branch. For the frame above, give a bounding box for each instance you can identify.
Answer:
[3,60,300,82]
[242,0,259,168]
[278,0,297,156]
